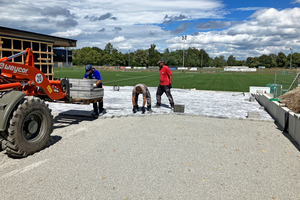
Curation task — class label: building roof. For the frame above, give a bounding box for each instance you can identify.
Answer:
[0,26,77,47]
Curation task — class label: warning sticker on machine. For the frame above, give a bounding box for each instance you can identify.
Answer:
[47,85,53,94]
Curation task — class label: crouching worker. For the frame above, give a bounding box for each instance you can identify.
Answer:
[132,84,152,114]
[84,64,104,116]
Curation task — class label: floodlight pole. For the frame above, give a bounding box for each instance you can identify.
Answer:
[201,50,203,67]
[290,48,293,71]
[182,35,187,67]
[65,47,68,67]
[128,50,130,67]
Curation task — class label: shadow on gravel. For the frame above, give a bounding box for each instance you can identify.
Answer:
[281,131,300,152]
[275,122,300,152]
[47,135,62,148]
[160,103,171,109]
[53,110,98,130]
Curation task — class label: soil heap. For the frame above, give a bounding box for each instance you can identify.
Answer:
[278,86,300,113]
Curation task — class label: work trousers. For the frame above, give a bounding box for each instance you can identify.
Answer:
[135,88,151,108]
[93,84,104,112]
[156,85,174,106]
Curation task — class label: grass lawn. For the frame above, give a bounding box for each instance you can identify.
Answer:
[54,67,298,92]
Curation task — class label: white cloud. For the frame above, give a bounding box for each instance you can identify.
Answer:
[291,0,300,3]
[109,36,126,43]
[51,29,85,37]
[163,7,300,60]
[235,7,266,11]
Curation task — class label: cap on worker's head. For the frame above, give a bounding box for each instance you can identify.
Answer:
[157,59,164,64]
[85,64,92,75]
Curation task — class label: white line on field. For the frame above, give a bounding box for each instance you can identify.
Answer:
[174,75,194,79]
[105,74,158,83]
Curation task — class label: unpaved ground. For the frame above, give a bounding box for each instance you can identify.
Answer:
[0,115,299,199]
[278,86,300,113]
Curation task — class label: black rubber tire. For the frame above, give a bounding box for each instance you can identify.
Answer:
[4,96,53,157]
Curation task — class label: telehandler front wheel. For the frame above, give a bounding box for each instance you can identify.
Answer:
[5,96,53,157]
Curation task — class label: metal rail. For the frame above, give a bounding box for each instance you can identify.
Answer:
[0,50,27,63]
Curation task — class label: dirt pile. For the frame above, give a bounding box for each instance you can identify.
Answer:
[278,86,300,113]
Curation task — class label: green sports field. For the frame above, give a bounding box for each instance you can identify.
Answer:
[54,67,298,92]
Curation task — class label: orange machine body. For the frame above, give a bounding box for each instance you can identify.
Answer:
[0,48,68,100]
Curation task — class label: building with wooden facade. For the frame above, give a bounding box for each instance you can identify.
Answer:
[0,26,77,80]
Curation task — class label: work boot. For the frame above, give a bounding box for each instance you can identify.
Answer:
[147,106,152,112]
[132,106,137,113]
[91,111,99,116]
[171,105,174,111]
[99,108,104,114]
[154,103,160,108]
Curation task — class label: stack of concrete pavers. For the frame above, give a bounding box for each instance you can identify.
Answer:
[69,79,104,99]
[254,93,300,145]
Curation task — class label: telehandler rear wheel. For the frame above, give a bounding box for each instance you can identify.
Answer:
[5,96,53,157]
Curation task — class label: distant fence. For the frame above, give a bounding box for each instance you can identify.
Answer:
[71,65,270,74]
[269,70,300,98]
[203,67,216,74]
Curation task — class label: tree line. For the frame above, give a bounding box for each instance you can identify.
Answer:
[72,43,299,68]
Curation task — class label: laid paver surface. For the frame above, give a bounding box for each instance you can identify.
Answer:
[0,115,299,199]
[48,86,273,121]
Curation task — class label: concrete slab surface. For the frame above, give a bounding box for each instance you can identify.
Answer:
[0,115,299,199]
[47,86,273,121]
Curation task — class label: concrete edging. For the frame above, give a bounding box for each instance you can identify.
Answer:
[254,93,300,145]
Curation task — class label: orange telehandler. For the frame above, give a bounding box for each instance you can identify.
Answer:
[0,48,71,157]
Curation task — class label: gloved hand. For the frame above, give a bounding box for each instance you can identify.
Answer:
[142,107,145,114]
[93,83,97,87]
[169,83,172,89]
[132,106,137,113]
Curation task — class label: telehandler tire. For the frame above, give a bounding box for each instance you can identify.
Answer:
[5,96,53,157]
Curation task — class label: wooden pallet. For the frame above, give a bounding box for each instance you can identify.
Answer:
[46,97,103,105]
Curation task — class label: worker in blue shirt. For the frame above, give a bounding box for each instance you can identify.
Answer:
[84,64,104,116]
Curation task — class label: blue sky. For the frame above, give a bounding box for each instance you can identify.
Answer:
[0,0,300,60]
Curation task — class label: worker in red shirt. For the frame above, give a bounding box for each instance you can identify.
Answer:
[155,59,174,109]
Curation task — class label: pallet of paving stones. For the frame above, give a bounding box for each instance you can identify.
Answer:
[68,79,104,100]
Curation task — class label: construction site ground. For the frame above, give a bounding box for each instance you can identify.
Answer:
[0,87,299,199]
[47,86,273,120]
[0,115,299,199]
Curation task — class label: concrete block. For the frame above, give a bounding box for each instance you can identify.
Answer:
[262,94,270,106]
[249,86,270,93]
[247,112,260,119]
[69,79,97,89]
[253,94,260,103]
[70,88,104,99]
[275,106,289,129]
[255,94,267,107]
[288,112,296,139]
[267,101,278,118]
[174,104,185,113]
[294,117,300,145]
